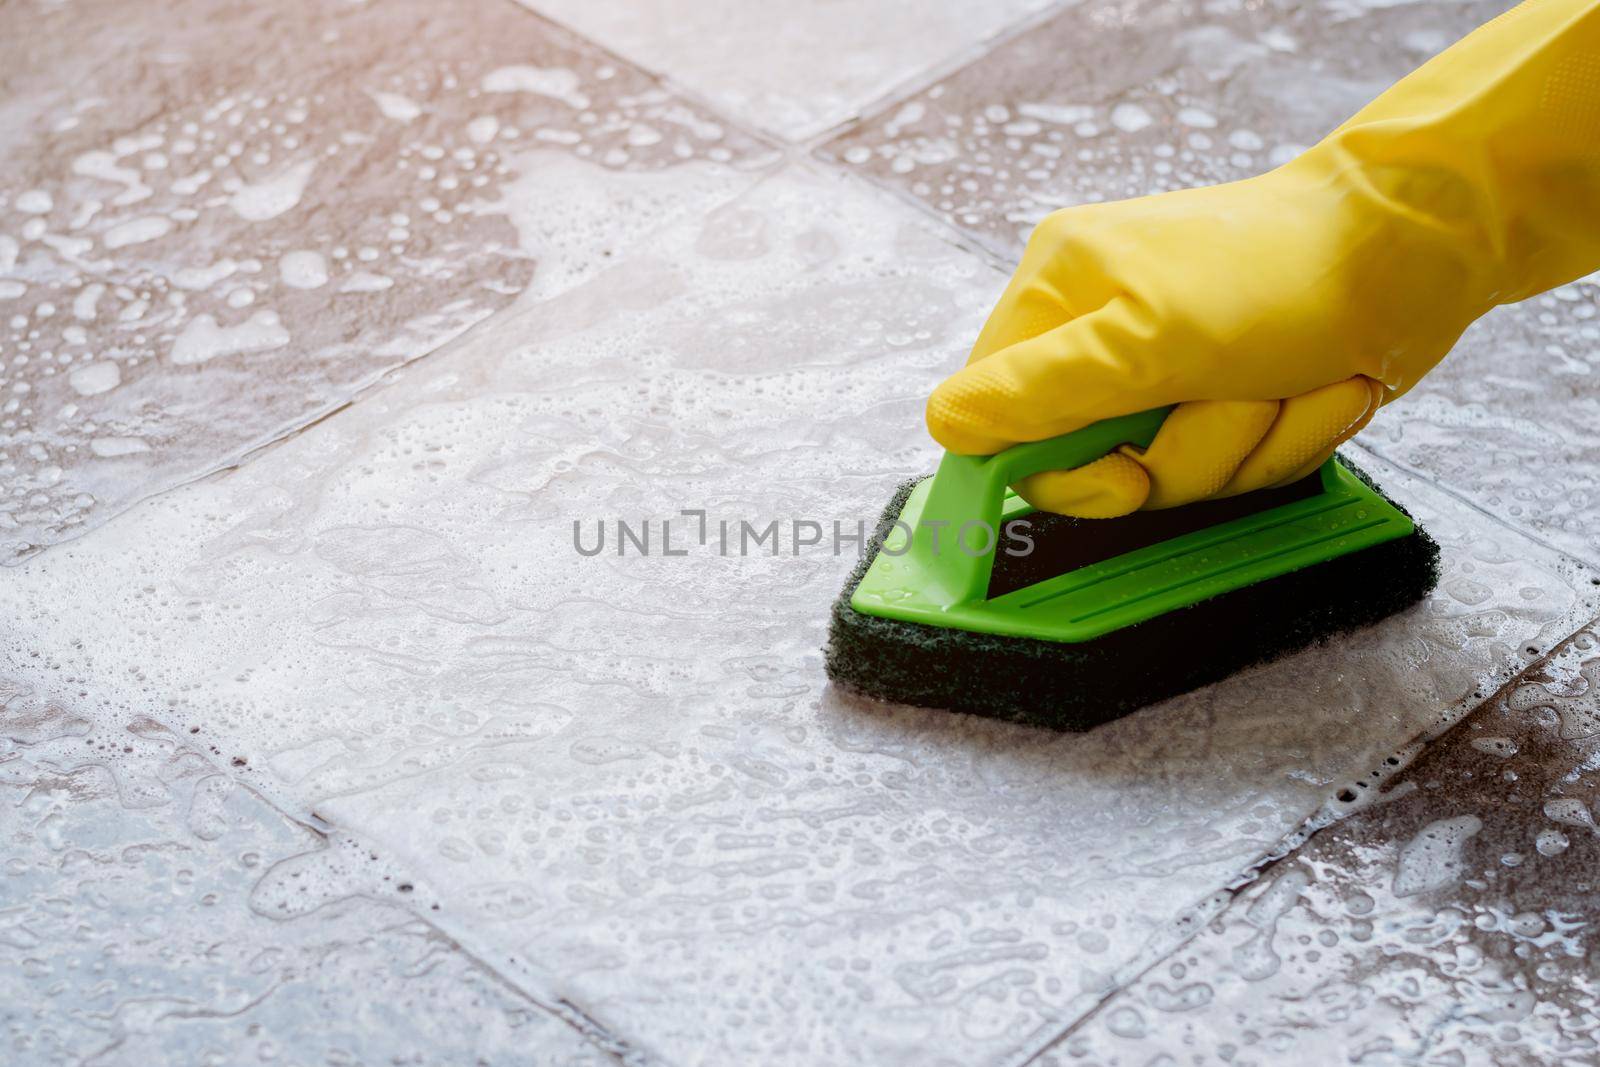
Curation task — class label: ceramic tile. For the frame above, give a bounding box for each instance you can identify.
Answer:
[0,0,771,563]
[4,163,1596,1065]
[0,680,618,1067]
[514,0,1057,141]
[1038,622,1600,1066]
[823,0,1507,252]
[1360,288,1600,571]
[318,446,1599,1067]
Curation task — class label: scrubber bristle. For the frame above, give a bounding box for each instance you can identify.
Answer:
[824,459,1441,731]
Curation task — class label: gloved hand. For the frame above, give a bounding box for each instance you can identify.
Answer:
[928,0,1600,518]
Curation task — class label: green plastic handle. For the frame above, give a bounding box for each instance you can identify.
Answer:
[912,407,1174,608]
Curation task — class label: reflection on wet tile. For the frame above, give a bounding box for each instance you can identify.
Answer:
[1042,624,1600,1066]
[0,0,771,563]
[0,683,616,1067]
[1361,287,1600,570]
[515,0,1055,141]
[4,166,1596,1065]
[823,0,1504,251]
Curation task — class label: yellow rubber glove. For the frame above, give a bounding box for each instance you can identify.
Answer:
[927,0,1600,518]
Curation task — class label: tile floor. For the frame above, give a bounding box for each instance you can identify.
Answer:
[1043,627,1600,1066]
[5,1,1600,1065]
[0,0,773,563]
[0,687,617,1067]
[825,0,1507,253]
[512,0,1058,141]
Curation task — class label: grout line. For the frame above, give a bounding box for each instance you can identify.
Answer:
[502,0,1078,153]
[1347,437,1600,572]
[1006,448,1600,1065]
[193,735,655,1065]
[1,674,644,1066]
[4,368,407,568]
[20,159,986,568]
[1011,615,1599,1066]
[801,0,1082,151]
[9,167,797,569]
[4,330,474,568]
[492,0,789,155]
[511,0,1029,253]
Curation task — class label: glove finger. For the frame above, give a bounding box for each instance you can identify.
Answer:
[1220,376,1378,496]
[966,209,1115,364]
[1013,453,1151,519]
[1342,375,1386,445]
[967,277,1073,365]
[927,297,1173,456]
[1118,399,1281,510]
[1265,376,1385,488]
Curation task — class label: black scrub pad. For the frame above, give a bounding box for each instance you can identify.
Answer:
[824,457,1440,731]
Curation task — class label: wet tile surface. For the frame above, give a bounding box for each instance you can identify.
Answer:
[1360,289,1600,571]
[5,163,1598,1065]
[1041,623,1600,1066]
[514,0,1057,141]
[9,1,1600,1063]
[0,679,617,1067]
[0,0,771,563]
[825,0,1506,251]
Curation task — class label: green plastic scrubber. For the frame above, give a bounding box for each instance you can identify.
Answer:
[825,408,1441,730]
